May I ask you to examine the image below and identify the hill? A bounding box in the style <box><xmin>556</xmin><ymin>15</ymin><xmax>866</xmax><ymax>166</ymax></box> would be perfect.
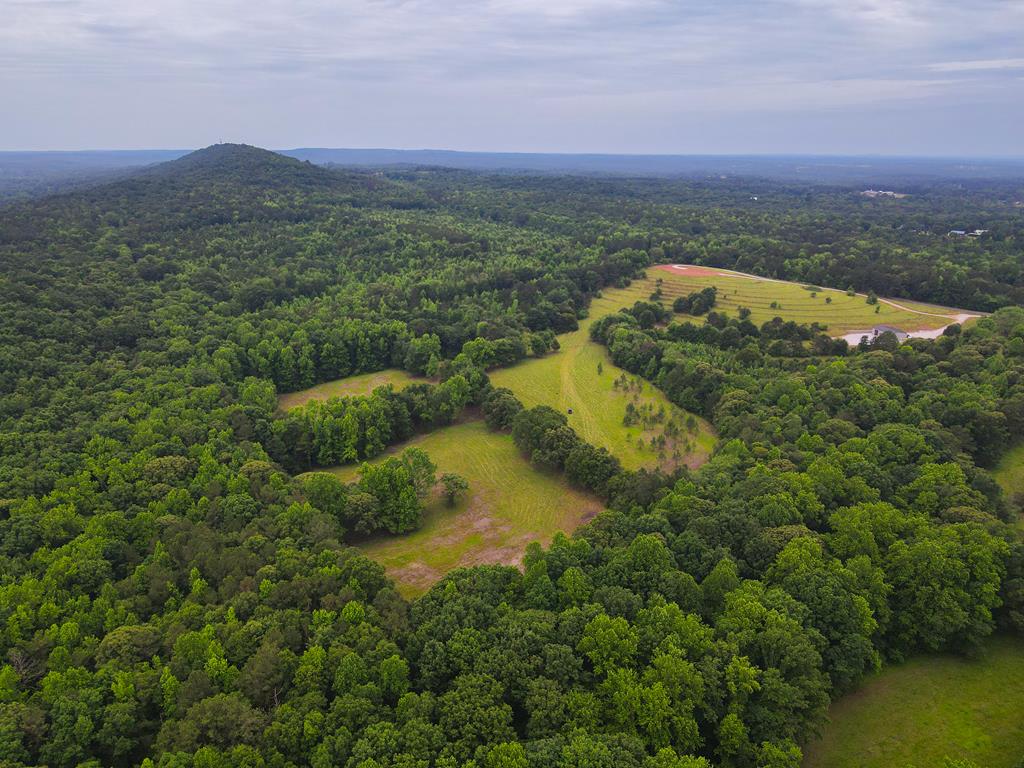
<box><xmin>0</xmin><ymin>143</ymin><xmax>401</xmax><ymax>239</ymax></box>
<box><xmin>141</xmin><ymin>143</ymin><xmax>344</xmax><ymax>188</ymax></box>
<box><xmin>5</xmin><ymin>149</ymin><xmax>1024</xmax><ymax>206</ymax></box>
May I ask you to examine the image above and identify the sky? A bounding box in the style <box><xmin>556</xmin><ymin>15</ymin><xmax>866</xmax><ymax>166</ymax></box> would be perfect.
<box><xmin>2</xmin><ymin>0</ymin><xmax>1023</xmax><ymax>155</ymax></box>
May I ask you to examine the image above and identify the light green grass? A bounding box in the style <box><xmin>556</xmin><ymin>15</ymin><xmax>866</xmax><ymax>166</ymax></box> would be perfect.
<box><xmin>491</xmin><ymin>289</ymin><xmax>717</xmax><ymax>472</ymax></box>
<box><xmin>278</xmin><ymin>368</ymin><xmax>422</xmax><ymax>411</ymax></box>
<box><xmin>803</xmin><ymin>636</ymin><xmax>1024</xmax><ymax>768</ymax></box>
<box><xmin>994</xmin><ymin>444</ymin><xmax>1024</xmax><ymax>499</ymax></box>
<box><xmin>993</xmin><ymin>444</ymin><xmax>1024</xmax><ymax>530</ymax></box>
<box><xmin>639</xmin><ymin>266</ymin><xmax>973</xmax><ymax>334</ymax></box>
<box><xmin>321</xmin><ymin>420</ymin><xmax>602</xmax><ymax>597</ymax></box>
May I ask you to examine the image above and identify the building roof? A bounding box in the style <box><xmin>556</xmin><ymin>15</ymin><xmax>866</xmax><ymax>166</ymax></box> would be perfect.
<box><xmin>873</xmin><ymin>324</ymin><xmax>910</xmax><ymax>339</ymax></box>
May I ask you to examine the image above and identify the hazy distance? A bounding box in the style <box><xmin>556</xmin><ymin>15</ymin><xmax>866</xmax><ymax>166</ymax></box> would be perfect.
<box><xmin>2</xmin><ymin>0</ymin><xmax>1023</xmax><ymax>156</ymax></box>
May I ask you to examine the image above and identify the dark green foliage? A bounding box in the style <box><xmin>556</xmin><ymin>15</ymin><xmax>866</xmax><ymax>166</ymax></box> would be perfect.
<box><xmin>356</xmin><ymin>456</ymin><xmax>424</xmax><ymax>534</ymax></box>
<box><xmin>673</xmin><ymin>286</ymin><xmax>718</xmax><ymax>315</ymax></box>
<box><xmin>482</xmin><ymin>387</ymin><xmax>525</xmax><ymax>431</ymax></box>
<box><xmin>0</xmin><ymin>146</ymin><xmax>1022</xmax><ymax>768</ymax></box>
<box><xmin>441</xmin><ymin>472</ymin><xmax>469</xmax><ymax>506</ymax></box>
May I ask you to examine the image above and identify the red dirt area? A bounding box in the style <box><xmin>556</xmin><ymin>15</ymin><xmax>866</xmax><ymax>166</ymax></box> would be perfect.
<box><xmin>653</xmin><ymin>263</ymin><xmax>725</xmax><ymax>277</ymax></box>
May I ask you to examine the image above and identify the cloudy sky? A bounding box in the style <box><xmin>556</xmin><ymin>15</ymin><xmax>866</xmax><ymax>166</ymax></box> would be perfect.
<box><xmin>2</xmin><ymin>0</ymin><xmax>1023</xmax><ymax>155</ymax></box>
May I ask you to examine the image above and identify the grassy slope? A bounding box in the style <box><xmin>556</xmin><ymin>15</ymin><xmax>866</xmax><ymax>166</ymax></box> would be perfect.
<box><xmin>803</xmin><ymin>636</ymin><xmax>1024</xmax><ymax>768</ymax></box>
<box><xmin>491</xmin><ymin>289</ymin><xmax>717</xmax><ymax>472</ymax></box>
<box><xmin>278</xmin><ymin>368</ymin><xmax>421</xmax><ymax>410</ymax></box>
<box><xmin>994</xmin><ymin>443</ymin><xmax>1024</xmax><ymax>500</ymax></box>
<box><xmin>322</xmin><ymin>420</ymin><xmax>602</xmax><ymax>597</ymax></box>
<box><xmin>645</xmin><ymin>266</ymin><xmax>971</xmax><ymax>334</ymax></box>
<box><xmin>993</xmin><ymin>444</ymin><xmax>1024</xmax><ymax>531</ymax></box>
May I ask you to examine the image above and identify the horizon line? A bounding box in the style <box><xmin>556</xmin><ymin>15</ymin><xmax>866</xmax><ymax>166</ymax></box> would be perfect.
<box><xmin>2</xmin><ymin>145</ymin><xmax>1024</xmax><ymax>163</ymax></box>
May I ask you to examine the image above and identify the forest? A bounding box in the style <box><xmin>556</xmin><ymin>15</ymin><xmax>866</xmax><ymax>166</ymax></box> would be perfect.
<box><xmin>1</xmin><ymin>143</ymin><xmax>1023</xmax><ymax>768</ymax></box>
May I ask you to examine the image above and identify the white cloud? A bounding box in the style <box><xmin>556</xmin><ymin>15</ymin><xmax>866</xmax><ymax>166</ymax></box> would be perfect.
<box><xmin>0</xmin><ymin>0</ymin><xmax>1022</xmax><ymax>151</ymax></box>
<box><xmin>927</xmin><ymin>58</ymin><xmax>1024</xmax><ymax>72</ymax></box>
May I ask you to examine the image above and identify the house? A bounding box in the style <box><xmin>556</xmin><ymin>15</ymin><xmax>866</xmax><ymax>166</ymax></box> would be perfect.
<box><xmin>872</xmin><ymin>325</ymin><xmax>910</xmax><ymax>343</ymax></box>
<box><xmin>861</xmin><ymin>189</ymin><xmax>906</xmax><ymax>198</ymax></box>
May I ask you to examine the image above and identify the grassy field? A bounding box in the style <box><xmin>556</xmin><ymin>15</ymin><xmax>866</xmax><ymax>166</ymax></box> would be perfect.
<box><xmin>993</xmin><ymin>444</ymin><xmax>1024</xmax><ymax>530</ymax></box>
<box><xmin>322</xmin><ymin>420</ymin><xmax>602</xmax><ymax>596</ymax></box>
<box><xmin>803</xmin><ymin>636</ymin><xmax>1024</xmax><ymax>768</ymax></box>
<box><xmin>491</xmin><ymin>289</ymin><xmax>717</xmax><ymax>472</ymax></box>
<box><xmin>994</xmin><ymin>443</ymin><xmax>1024</xmax><ymax>500</ymax></box>
<box><xmin>278</xmin><ymin>368</ymin><xmax>421</xmax><ymax>410</ymax></box>
<box><xmin>290</xmin><ymin>265</ymin><xmax>971</xmax><ymax>594</ymax></box>
<box><xmin>641</xmin><ymin>265</ymin><xmax>973</xmax><ymax>334</ymax></box>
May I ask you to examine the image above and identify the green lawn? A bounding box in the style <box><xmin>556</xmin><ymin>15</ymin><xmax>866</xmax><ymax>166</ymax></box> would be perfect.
<box><xmin>993</xmin><ymin>443</ymin><xmax>1024</xmax><ymax>530</ymax></box>
<box><xmin>994</xmin><ymin>443</ymin><xmax>1024</xmax><ymax>501</ymax></box>
<box><xmin>321</xmin><ymin>420</ymin><xmax>602</xmax><ymax>597</ymax></box>
<box><xmin>490</xmin><ymin>289</ymin><xmax>717</xmax><ymax>472</ymax></box>
<box><xmin>803</xmin><ymin>636</ymin><xmax>1024</xmax><ymax>768</ymax></box>
<box><xmin>278</xmin><ymin>368</ymin><xmax>422</xmax><ymax>410</ymax></box>
<box><xmin>642</xmin><ymin>265</ymin><xmax>974</xmax><ymax>334</ymax></box>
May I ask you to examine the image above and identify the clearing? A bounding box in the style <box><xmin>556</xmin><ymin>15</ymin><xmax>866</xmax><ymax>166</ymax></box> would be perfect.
<box><xmin>650</xmin><ymin>264</ymin><xmax>981</xmax><ymax>337</ymax></box>
<box><xmin>278</xmin><ymin>368</ymin><xmax>421</xmax><ymax>410</ymax></box>
<box><xmin>491</xmin><ymin>287</ymin><xmax>717</xmax><ymax>472</ymax></box>
<box><xmin>322</xmin><ymin>420</ymin><xmax>602</xmax><ymax>597</ymax></box>
<box><xmin>994</xmin><ymin>443</ymin><xmax>1024</xmax><ymax>527</ymax></box>
<box><xmin>802</xmin><ymin>636</ymin><xmax>1024</xmax><ymax>768</ymax></box>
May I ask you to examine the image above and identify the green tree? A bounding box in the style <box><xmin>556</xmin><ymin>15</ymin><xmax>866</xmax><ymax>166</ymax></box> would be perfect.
<box><xmin>441</xmin><ymin>473</ymin><xmax>469</xmax><ymax>506</ymax></box>
<box><xmin>578</xmin><ymin>614</ymin><xmax>638</xmax><ymax>676</ymax></box>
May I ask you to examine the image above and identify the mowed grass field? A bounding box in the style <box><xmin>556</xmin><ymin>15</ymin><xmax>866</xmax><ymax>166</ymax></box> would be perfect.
<box><xmin>993</xmin><ymin>443</ymin><xmax>1024</xmax><ymax>529</ymax></box>
<box><xmin>994</xmin><ymin>443</ymin><xmax>1024</xmax><ymax>499</ymax></box>
<box><xmin>278</xmin><ymin>368</ymin><xmax>421</xmax><ymax>410</ymax></box>
<box><xmin>323</xmin><ymin>420</ymin><xmax>602</xmax><ymax>597</ymax></box>
<box><xmin>803</xmin><ymin>636</ymin><xmax>1024</xmax><ymax>768</ymax></box>
<box><xmin>491</xmin><ymin>288</ymin><xmax>717</xmax><ymax>472</ymax></box>
<box><xmin>646</xmin><ymin>265</ymin><xmax>972</xmax><ymax>334</ymax></box>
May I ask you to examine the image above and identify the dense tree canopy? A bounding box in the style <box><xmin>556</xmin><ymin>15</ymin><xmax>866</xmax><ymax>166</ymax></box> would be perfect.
<box><xmin>0</xmin><ymin>145</ymin><xmax>1022</xmax><ymax>768</ymax></box>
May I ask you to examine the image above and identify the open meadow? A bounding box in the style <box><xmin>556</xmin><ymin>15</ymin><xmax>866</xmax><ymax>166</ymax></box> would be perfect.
<box><xmin>994</xmin><ymin>443</ymin><xmax>1024</xmax><ymax>501</ymax></box>
<box><xmin>802</xmin><ymin>636</ymin><xmax>1024</xmax><ymax>768</ymax></box>
<box><xmin>277</xmin><ymin>368</ymin><xmax>421</xmax><ymax>410</ymax></box>
<box><xmin>491</xmin><ymin>285</ymin><xmax>717</xmax><ymax>472</ymax></box>
<box><xmin>642</xmin><ymin>264</ymin><xmax>976</xmax><ymax>334</ymax></box>
<box><xmin>994</xmin><ymin>443</ymin><xmax>1024</xmax><ymax>530</ymax></box>
<box><xmin>322</xmin><ymin>420</ymin><xmax>602</xmax><ymax>596</ymax></box>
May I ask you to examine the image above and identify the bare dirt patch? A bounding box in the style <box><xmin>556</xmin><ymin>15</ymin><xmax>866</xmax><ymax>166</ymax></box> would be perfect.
<box><xmin>458</xmin><ymin>544</ymin><xmax>526</xmax><ymax>570</ymax></box>
<box><xmin>654</xmin><ymin>263</ymin><xmax>728</xmax><ymax>278</ymax></box>
<box><xmin>389</xmin><ymin>562</ymin><xmax>443</xmax><ymax>592</ymax></box>
<box><xmin>581</xmin><ymin>507</ymin><xmax>602</xmax><ymax>523</ymax></box>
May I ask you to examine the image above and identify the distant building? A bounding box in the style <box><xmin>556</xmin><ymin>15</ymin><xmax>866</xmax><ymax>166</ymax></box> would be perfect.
<box><xmin>948</xmin><ymin>229</ymin><xmax>967</xmax><ymax>236</ymax></box>
<box><xmin>872</xmin><ymin>325</ymin><xmax>910</xmax><ymax>343</ymax></box>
